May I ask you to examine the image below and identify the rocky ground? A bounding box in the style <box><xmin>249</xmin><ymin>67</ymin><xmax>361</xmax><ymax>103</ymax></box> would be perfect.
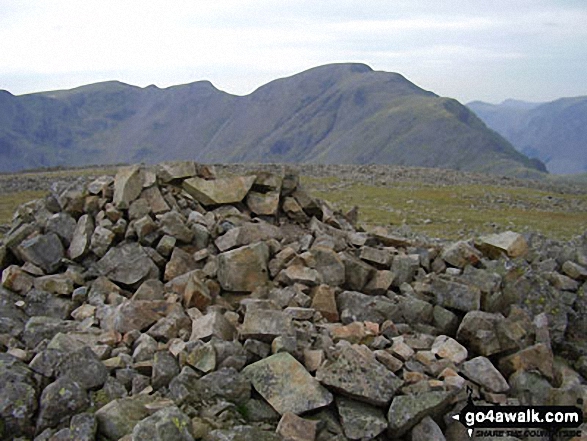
<box><xmin>0</xmin><ymin>162</ymin><xmax>586</xmax><ymax>440</ymax></box>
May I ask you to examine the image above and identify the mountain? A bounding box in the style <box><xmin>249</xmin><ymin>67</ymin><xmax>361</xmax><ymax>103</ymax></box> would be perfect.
<box><xmin>0</xmin><ymin>63</ymin><xmax>546</xmax><ymax>176</ymax></box>
<box><xmin>467</xmin><ymin>97</ymin><xmax>587</xmax><ymax>174</ymax></box>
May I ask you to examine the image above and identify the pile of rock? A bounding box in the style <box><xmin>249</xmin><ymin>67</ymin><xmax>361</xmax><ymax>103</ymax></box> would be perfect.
<box><xmin>0</xmin><ymin>161</ymin><xmax>586</xmax><ymax>441</ymax></box>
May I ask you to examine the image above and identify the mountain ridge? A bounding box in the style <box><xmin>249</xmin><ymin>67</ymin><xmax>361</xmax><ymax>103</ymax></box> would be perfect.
<box><xmin>0</xmin><ymin>63</ymin><xmax>546</xmax><ymax>176</ymax></box>
<box><xmin>467</xmin><ymin>96</ymin><xmax>587</xmax><ymax>174</ymax></box>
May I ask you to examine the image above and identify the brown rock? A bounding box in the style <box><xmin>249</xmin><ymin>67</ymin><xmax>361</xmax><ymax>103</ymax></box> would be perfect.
<box><xmin>246</xmin><ymin>191</ymin><xmax>280</xmax><ymax>216</ymax></box>
<box><xmin>217</xmin><ymin>242</ymin><xmax>270</xmax><ymax>292</ymax></box>
<box><xmin>311</xmin><ymin>284</ymin><xmax>339</xmax><ymax>322</ymax></box>
<box><xmin>477</xmin><ymin>231</ymin><xmax>528</xmax><ymax>258</ymax></box>
<box><xmin>113</xmin><ymin>164</ymin><xmax>143</xmax><ymax>209</ymax></box>
<box><xmin>276</xmin><ymin>412</ymin><xmax>318</xmax><ymax>441</ymax></box>
<box><xmin>190</xmin><ymin>311</ymin><xmax>237</xmax><ymax>341</ymax></box>
<box><xmin>499</xmin><ymin>343</ymin><xmax>554</xmax><ymax>380</ymax></box>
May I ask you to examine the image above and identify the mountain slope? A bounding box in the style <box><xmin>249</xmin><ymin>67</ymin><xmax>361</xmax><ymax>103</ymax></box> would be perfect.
<box><xmin>0</xmin><ymin>63</ymin><xmax>546</xmax><ymax>176</ymax></box>
<box><xmin>468</xmin><ymin>97</ymin><xmax>587</xmax><ymax>174</ymax></box>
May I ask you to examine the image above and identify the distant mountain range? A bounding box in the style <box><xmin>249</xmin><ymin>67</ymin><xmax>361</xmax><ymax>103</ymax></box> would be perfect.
<box><xmin>467</xmin><ymin>97</ymin><xmax>587</xmax><ymax>174</ymax></box>
<box><xmin>0</xmin><ymin>63</ymin><xmax>546</xmax><ymax>176</ymax></box>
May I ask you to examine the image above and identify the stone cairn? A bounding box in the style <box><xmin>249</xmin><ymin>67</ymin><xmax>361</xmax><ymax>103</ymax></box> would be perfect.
<box><xmin>0</xmin><ymin>161</ymin><xmax>586</xmax><ymax>441</ymax></box>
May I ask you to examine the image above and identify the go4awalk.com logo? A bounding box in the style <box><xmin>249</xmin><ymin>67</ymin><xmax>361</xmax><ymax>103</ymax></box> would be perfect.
<box><xmin>452</xmin><ymin>388</ymin><xmax>583</xmax><ymax>439</ymax></box>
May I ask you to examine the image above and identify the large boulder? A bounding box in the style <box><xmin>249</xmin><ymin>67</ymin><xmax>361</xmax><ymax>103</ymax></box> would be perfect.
<box><xmin>217</xmin><ymin>242</ymin><xmax>270</xmax><ymax>292</ymax></box>
<box><xmin>183</xmin><ymin>175</ymin><xmax>256</xmax><ymax>206</ymax></box>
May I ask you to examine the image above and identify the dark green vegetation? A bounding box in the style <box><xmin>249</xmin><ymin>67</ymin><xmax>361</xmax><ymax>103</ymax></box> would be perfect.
<box><xmin>468</xmin><ymin>97</ymin><xmax>587</xmax><ymax>175</ymax></box>
<box><xmin>1</xmin><ymin>63</ymin><xmax>545</xmax><ymax>176</ymax></box>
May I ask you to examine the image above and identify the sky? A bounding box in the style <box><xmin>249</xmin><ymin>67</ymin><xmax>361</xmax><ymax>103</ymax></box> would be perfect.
<box><xmin>1</xmin><ymin>1</ymin><xmax>586</xmax><ymax>104</ymax></box>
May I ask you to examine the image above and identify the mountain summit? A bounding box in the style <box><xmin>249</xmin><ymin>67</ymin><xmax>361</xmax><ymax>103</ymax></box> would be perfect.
<box><xmin>0</xmin><ymin>63</ymin><xmax>545</xmax><ymax>176</ymax></box>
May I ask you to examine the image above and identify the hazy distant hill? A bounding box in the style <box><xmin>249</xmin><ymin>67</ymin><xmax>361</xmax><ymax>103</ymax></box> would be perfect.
<box><xmin>0</xmin><ymin>63</ymin><xmax>545</xmax><ymax>176</ymax></box>
<box><xmin>468</xmin><ymin>97</ymin><xmax>587</xmax><ymax>174</ymax></box>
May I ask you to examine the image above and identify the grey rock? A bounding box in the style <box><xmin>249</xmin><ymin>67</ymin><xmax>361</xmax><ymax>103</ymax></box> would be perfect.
<box><xmin>441</xmin><ymin>241</ymin><xmax>482</xmax><ymax>268</ymax></box>
<box><xmin>240</xmin><ymin>309</ymin><xmax>295</xmax><ymax>342</ymax></box>
<box><xmin>309</xmin><ymin>246</ymin><xmax>346</xmax><ymax>287</ymax></box>
<box><xmin>339</xmin><ymin>252</ymin><xmax>375</xmax><ymax>291</ymax></box>
<box><xmin>0</xmin><ymin>354</ymin><xmax>38</xmax><ymax>439</ymax></box>
<box><xmin>337</xmin><ymin>290</ymin><xmax>396</xmax><ymax>324</ymax></box>
<box><xmin>99</xmin><ymin>299</ymin><xmax>165</xmax><ymax>333</ymax></box>
<box><xmin>68</xmin><ymin>214</ymin><xmax>95</xmax><ymax>261</ymax></box>
<box><xmin>36</xmin><ymin>376</ymin><xmax>89</xmax><ymax>432</ymax></box>
<box><xmin>387</xmin><ymin>390</ymin><xmax>454</xmax><ymax>437</ymax></box>
<box><xmin>316</xmin><ymin>345</ymin><xmax>403</xmax><ymax>406</ymax></box>
<box><xmin>95</xmin><ymin>395</ymin><xmax>155</xmax><ymax>440</ymax></box>
<box><xmin>113</xmin><ymin>164</ymin><xmax>143</xmax><ymax>209</ymax></box>
<box><xmin>156</xmin><ymin>161</ymin><xmax>197</xmax><ymax>182</ymax></box>
<box><xmin>390</xmin><ymin>254</ymin><xmax>420</xmax><ymax>287</ymax></box>
<box><xmin>477</xmin><ymin>231</ymin><xmax>528</xmax><ymax>258</ymax></box>
<box><xmin>461</xmin><ymin>356</ymin><xmax>509</xmax><ymax>393</ymax></box>
<box><xmin>217</xmin><ymin>242</ymin><xmax>270</xmax><ymax>292</ymax></box>
<box><xmin>33</xmin><ymin>273</ymin><xmax>74</xmax><ymax>296</ymax></box>
<box><xmin>190</xmin><ymin>311</ymin><xmax>237</xmax><ymax>341</ymax></box>
<box><xmin>456</xmin><ymin>311</ymin><xmax>504</xmax><ymax>357</ymax></box>
<box><xmin>152</xmin><ymin>350</ymin><xmax>180</xmax><ymax>390</ymax></box>
<box><xmin>246</xmin><ymin>190</ymin><xmax>280</xmax><ymax>216</ymax></box>
<box><xmin>431</xmin><ymin>276</ymin><xmax>481</xmax><ymax>312</ymax></box>
<box><xmin>25</xmin><ymin>288</ymin><xmax>74</xmax><ymax>319</ymax></box>
<box><xmin>204</xmin><ymin>426</ymin><xmax>282</xmax><ymax>441</ymax></box>
<box><xmin>17</xmin><ymin>232</ymin><xmax>64</xmax><ymax>273</ymax></box>
<box><xmin>359</xmin><ymin>246</ymin><xmax>392</xmax><ymax>267</ymax></box>
<box><xmin>158</xmin><ymin>211</ymin><xmax>194</xmax><ymax>243</ymax></box>
<box><xmin>90</xmin><ymin>225</ymin><xmax>115</xmax><ymax>257</ymax></box>
<box><xmin>243</xmin><ymin>352</ymin><xmax>333</xmax><ymax>415</ymax></box>
<box><xmin>70</xmin><ymin>413</ymin><xmax>98</xmax><ymax>441</ymax></box>
<box><xmin>132</xmin><ymin>406</ymin><xmax>194</xmax><ymax>441</ymax></box>
<box><xmin>22</xmin><ymin>316</ymin><xmax>77</xmax><ymax>348</ymax></box>
<box><xmin>215</xmin><ymin>222</ymin><xmax>282</xmax><ymax>252</ymax></box>
<box><xmin>96</xmin><ymin>242</ymin><xmax>159</xmax><ymax>285</ymax></box>
<box><xmin>46</xmin><ymin>212</ymin><xmax>77</xmax><ymax>246</ymax></box>
<box><xmin>56</xmin><ymin>346</ymin><xmax>108</xmax><ymax>390</ymax></box>
<box><xmin>336</xmin><ymin>396</ymin><xmax>387</xmax><ymax>440</ymax></box>
<box><xmin>183</xmin><ymin>175</ymin><xmax>256</xmax><ymax>206</ymax></box>
<box><xmin>410</xmin><ymin>416</ymin><xmax>446</xmax><ymax>441</ymax></box>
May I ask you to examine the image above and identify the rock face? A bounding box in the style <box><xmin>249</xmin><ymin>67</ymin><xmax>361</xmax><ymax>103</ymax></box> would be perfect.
<box><xmin>0</xmin><ymin>161</ymin><xmax>586</xmax><ymax>440</ymax></box>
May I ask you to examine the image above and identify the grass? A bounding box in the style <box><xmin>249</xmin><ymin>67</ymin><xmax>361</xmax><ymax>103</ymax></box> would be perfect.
<box><xmin>1</xmin><ymin>168</ymin><xmax>586</xmax><ymax>243</ymax></box>
<box><xmin>302</xmin><ymin>176</ymin><xmax>587</xmax><ymax>241</ymax></box>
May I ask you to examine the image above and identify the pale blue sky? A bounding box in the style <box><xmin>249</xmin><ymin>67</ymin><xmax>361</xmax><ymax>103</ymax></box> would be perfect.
<box><xmin>1</xmin><ymin>0</ymin><xmax>586</xmax><ymax>103</ymax></box>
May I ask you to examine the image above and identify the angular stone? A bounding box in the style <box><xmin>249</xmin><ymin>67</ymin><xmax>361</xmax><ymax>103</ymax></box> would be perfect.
<box><xmin>152</xmin><ymin>351</ymin><xmax>180</xmax><ymax>390</ymax></box>
<box><xmin>36</xmin><ymin>376</ymin><xmax>89</xmax><ymax>432</ymax></box>
<box><xmin>205</xmin><ymin>426</ymin><xmax>282</xmax><ymax>441</ymax></box>
<box><xmin>562</xmin><ymin>260</ymin><xmax>587</xmax><ymax>280</ymax></box>
<box><xmin>217</xmin><ymin>242</ymin><xmax>269</xmax><ymax>292</ymax></box>
<box><xmin>100</xmin><ymin>300</ymin><xmax>165</xmax><ymax>333</ymax></box>
<box><xmin>330</xmin><ymin>322</ymin><xmax>376</xmax><ymax>345</ymax></box>
<box><xmin>359</xmin><ymin>246</ymin><xmax>392</xmax><ymax>267</ymax></box>
<box><xmin>387</xmin><ymin>391</ymin><xmax>454</xmax><ymax>437</ymax></box>
<box><xmin>368</xmin><ymin>226</ymin><xmax>412</xmax><ymax>248</ymax></box>
<box><xmin>183</xmin><ymin>175</ymin><xmax>256</xmax><ymax>206</ymax></box>
<box><xmin>441</xmin><ymin>241</ymin><xmax>483</xmax><ymax>268</ymax></box>
<box><xmin>431</xmin><ymin>277</ymin><xmax>481</xmax><ymax>312</ymax></box>
<box><xmin>246</xmin><ymin>191</ymin><xmax>280</xmax><ymax>216</ymax></box>
<box><xmin>97</xmin><ymin>242</ymin><xmax>159</xmax><ymax>285</ymax></box>
<box><xmin>183</xmin><ymin>272</ymin><xmax>212</xmax><ymax>310</ymax></box>
<box><xmin>1</xmin><ymin>265</ymin><xmax>34</xmax><ymax>294</ymax></box>
<box><xmin>431</xmin><ymin>335</ymin><xmax>468</xmax><ymax>364</ymax></box>
<box><xmin>456</xmin><ymin>311</ymin><xmax>504</xmax><ymax>357</ymax></box>
<box><xmin>499</xmin><ymin>343</ymin><xmax>554</xmax><ymax>380</ymax></box>
<box><xmin>190</xmin><ymin>311</ymin><xmax>237</xmax><ymax>341</ymax></box>
<box><xmin>25</xmin><ymin>288</ymin><xmax>73</xmax><ymax>319</ymax></box>
<box><xmin>277</xmin><ymin>264</ymin><xmax>322</xmax><ymax>287</ymax></box>
<box><xmin>132</xmin><ymin>279</ymin><xmax>166</xmax><ymax>301</ymax></box>
<box><xmin>390</xmin><ymin>254</ymin><xmax>420</xmax><ymax>287</ymax></box>
<box><xmin>17</xmin><ymin>232</ymin><xmax>64</xmax><ymax>273</ymax></box>
<box><xmin>477</xmin><ymin>231</ymin><xmax>528</xmax><ymax>258</ymax></box>
<box><xmin>90</xmin><ymin>226</ymin><xmax>115</xmax><ymax>257</ymax></box>
<box><xmin>311</xmin><ymin>284</ymin><xmax>339</xmax><ymax>322</ymax></box>
<box><xmin>22</xmin><ymin>316</ymin><xmax>77</xmax><ymax>349</ymax></box>
<box><xmin>363</xmin><ymin>270</ymin><xmax>394</xmax><ymax>295</ymax></box>
<box><xmin>310</xmin><ymin>246</ymin><xmax>346</xmax><ymax>287</ymax></box>
<box><xmin>164</xmin><ymin>247</ymin><xmax>198</xmax><ymax>281</ymax></box>
<box><xmin>113</xmin><ymin>165</ymin><xmax>143</xmax><ymax>209</ymax></box>
<box><xmin>316</xmin><ymin>345</ymin><xmax>403</xmax><ymax>406</ymax></box>
<box><xmin>336</xmin><ymin>396</ymin><xmax>387</xmax><ymax>440</ymax></box>
<box><xmin>240</xmin><ymin>309</ymin><xmax>295</xmax><ymax>342</ymax></box>
<box><xmin>95</xmin><ymin>395</ymin><xmax>155</xmax><ymax>440</ymax></box>
<box><xmin>140</xmin><ymin>185</ymin><xmax>170</xmax><ymax>214</ymax></box>
<box><xmin>276</xmin><ymin>412</ymin><xmax>318</xmax><ymax>441</ymax></box>
<box><xmin>67</xmin><ymin>215</ymin><xmax>94</xmax><ymax>260</ymax></box>
<box><xmin>283</xmin><ymin>196</ymin><xmax>309</xmax><ymax>222</ymax></box>
<box><xmin>132</xmin><ymin>406</ymin><xmax>194</xmax><ymax>440</ymax></box>
<box><xmin>337</xmin><ymin>290</ymin><xmax>396</xmax><ymax>324</ymax></box>
<box><xmin>215</xmin><ymin>222</ymin><xmax>282</xmax><ymax>252</ymax></box>
<box><xmin>46</xmin><ymin>212</ymin><xmax>77</xmax><ymax>246</ymax></box>
<box><xmin>186</xmin><ymin>342</ymin><xmax>216</xmax><ymax>373</ymax></box>
<box><xmin>242</xmin><ymin>352</ymin><xmax>333</xmax><ymax>415</ymax></box>
<box><xmin>410</xmin><ymin>416</ymin><xmax>446</xmax><ymax>441</ymax></box>
<box><xmin>461</xmin><ymin>356</ymin><xmax>509</xmax><ymax>393</ymax></box>
<box><xmin>339</xmin><ymin>252</ymin><xmax>375</xmax><ymax>291</ymax></box>
<box><xmin>88</xmin><ymin>175</ymin><xmax>114</xmax><ymax>195</ymax></box>
<box><xmin>33</xmin><ymin>273</ymin><xmax>74</xmax><ymax>296</ymax></box>
<box><xmin>156</xmin><ymin>161</ymin><xmax>197</xmax><ymax>182</ymax></box>
<box><xmin>56</xmin><ymin>346</ymin><xmax>109</xmax><ymax>390</ymax></box>
<box><xmin>158</xmin><ymin>211</ymin><xmax>194</xmax><ymax>243</ymax></box>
